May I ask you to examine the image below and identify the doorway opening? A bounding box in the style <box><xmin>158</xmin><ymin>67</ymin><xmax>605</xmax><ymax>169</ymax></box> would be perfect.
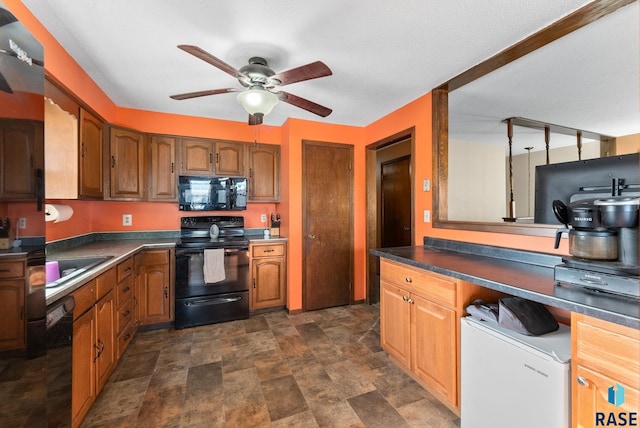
<box><xmin>365</xmin><ymin>129</ymin><xmax>415</xmax><ymax>304</ymax></box>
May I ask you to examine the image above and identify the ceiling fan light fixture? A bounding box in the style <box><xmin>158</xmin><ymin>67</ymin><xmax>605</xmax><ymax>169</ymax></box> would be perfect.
<box><xmin>237</xmin><ymin>86</ymin><xmax>279</xmax><ymax>116</ymax></box>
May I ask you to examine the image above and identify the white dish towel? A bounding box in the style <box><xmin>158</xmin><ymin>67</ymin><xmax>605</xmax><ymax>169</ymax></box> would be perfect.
<box><xmin>203</xmin><ymin>249</ymin><xmax>226</xmax><ymax>283</ymax></box>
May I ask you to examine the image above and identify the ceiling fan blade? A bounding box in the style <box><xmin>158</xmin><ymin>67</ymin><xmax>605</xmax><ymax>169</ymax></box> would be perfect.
<box><xmin>177</xmin><ymin>45</ymin><xmax>247</xmax><ymax>79</ymax></box>
<box><xmin>271</xmin><ymin>61</ymin><xmax>332</xmax><ymax>86</ymax></box>
<box><xmin>248</xmin><ymin>113</ymin><xmax>264</xmax><ymax>126</ymax></box>
<box><xmin>170</xmin><ymin>88</ymin><xmax>237</xmax><ymax>100</ymax></box>
<box><xmin>278</xmin><ymin>91</ymin><xmax>332</xmax><ymax>117</ymax></box>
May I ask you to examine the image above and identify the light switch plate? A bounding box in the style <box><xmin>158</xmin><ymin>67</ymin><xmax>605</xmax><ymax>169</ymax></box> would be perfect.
<box><xmin>424</xmin><ymin>210</ymin><xmax>430</xmax><ymax>223</ymax></box>
<box><xmin>423</xmin><ymin>179</ymin><xmax>431</xmax><ymax>192</ymax></box>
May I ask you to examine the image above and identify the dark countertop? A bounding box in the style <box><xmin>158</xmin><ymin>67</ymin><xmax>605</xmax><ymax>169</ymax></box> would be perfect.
<box><xmin>44</xmin><ymin>231</ymin><xmax>288</xmax><ymax>306</ymax></box>
<box><xmin>46</xmin><ymin>237</ymin><xmax>177</xmax><ymax>306</ymax></box>
<box><xmin>371</xmin><ymin>238</ymin><xmax>639</xmax><ymax>329</ymax></box>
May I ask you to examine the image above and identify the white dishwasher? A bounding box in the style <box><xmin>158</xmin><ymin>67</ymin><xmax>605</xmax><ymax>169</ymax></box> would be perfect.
<box><xmin>460</xmin><ymin>316</ymin><xmax>571</xmax><ymax>428</ymax></box>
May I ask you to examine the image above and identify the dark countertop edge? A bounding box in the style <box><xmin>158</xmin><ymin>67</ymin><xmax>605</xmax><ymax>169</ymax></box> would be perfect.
<box><xmin>423</xmin><ymin>236</ymin><xmax>563</xmax><ymax>268</ymax></box>
<box><xmin>371</xmin><ymin>241</ymin><xmax>639</xmax><ymax>330</ymax></box>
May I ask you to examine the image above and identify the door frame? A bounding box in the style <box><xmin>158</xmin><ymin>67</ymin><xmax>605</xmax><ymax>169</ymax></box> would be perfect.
<box><xmin>365</xmin><ymin>127</ymin><xmax>415</xmax><ymax>304</ymax></box>
<box><xmin>301</xmin><ymin>139</ymin><xmax>355</xmax><ymax>311</ymax></box>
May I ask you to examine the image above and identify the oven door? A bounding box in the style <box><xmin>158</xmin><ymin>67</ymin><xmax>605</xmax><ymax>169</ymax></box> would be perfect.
<box><xmin>175</xmin><ymin>247</ymin><xmax>250</xmax><ymax>299</ymax></box>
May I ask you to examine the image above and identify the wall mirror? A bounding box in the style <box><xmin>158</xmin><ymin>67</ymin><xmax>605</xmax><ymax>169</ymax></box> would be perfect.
<box><xmin>432</xmin><ymin>0</ymin><xmax>639</xmax><ymax>237</ymax></box>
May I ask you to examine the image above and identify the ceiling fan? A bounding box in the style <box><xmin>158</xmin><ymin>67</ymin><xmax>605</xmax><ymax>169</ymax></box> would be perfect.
<box><xmin>170</xmin><ymin>45</ymin><xmax>333</xmax><ymax>125</ymax></box>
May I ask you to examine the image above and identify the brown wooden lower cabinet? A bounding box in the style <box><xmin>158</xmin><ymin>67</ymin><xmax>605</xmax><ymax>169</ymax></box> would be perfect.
<box><xmin>136</xmin><ymin>248</ymin><xmax>174</xmax><ymax>326</ymax></box>
<box><xmin>379</xmin><ymin>258</ymin><xmax>503</xmax><ymax>411</ymax></box>
<box><xmin>571</xmin><ymin>313</ymin><xmax>639</xmax><ymax>428</ymax></box>
<box><xmin>250</xmin><ymin>242</ymin><xmax>287</xmax><ymax>311</ymax></box>
<box><xmin>0</xmin><ymin>257</ymin><xmax>26</xmax><ymax>352</ymax></box>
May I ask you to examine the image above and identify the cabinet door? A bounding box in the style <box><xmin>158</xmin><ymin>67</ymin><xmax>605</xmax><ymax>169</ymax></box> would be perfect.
<box><xmin>411</xmin><ymin>293</ymin><xmax>457</xmax><ymax>406</ymax></box>
<box><xmin>248</xmin><ymin>144</ymin><xmax>280</xmax><ymax>201</ymax></box>
<box><xmin>251</xmin><ymin>257</ymin><xmax>286</xmax><ymax>309</ymax></box>
<box><xmin>215</xmin><ymin>140</ymin><xmax>244</xmax><ymax>176</ymax></box>
<box><xmin>179</xmin><ymin>138</ymin><xmax>214</xmax><ymax>176</ymax></box>
<box><xmin>574</xmin><ymin>364</ymin><xmax>639</xmax><ymax>428</ymax></box>
<box><xmin>72</xmin><ymin>308</ymin><xmax>96</xmax><ymax>428</ymax></box>
<box><xmin>149</xmin><ymin>135</ymin><xmax>177</xmax><ymax>200</ymax></box>
<box><xmin>139</xmin><ymin>261</ymin><xmax>171</xmax><ymax>325</ymax></box>
<box><xmin>95</xmin><ymin>290</ymin><xmax>115</xmax><ymax>394</ymax></box>
<box><xmin>79</xmin><ymin>109</ymin><xmax>104</xmax><ymax>198</ymax></box>
<box><xmin>0</xmin><ymin>120</ymin><xmax>39</xmax><ymax>199</ymax></box>
<box><xmin>109</xmin><ymin>127</ymin><xmax>146</xmax><ymax>199</ymax></box>
<box><xmin>0</xmin><ymin>279</ymin><xmax>25</xmax><ymax>351</ymax></box>
<box><xmin>380</xmin><ymin>281</ymin><xmax>411</xmax><ymax>368</ymax></box>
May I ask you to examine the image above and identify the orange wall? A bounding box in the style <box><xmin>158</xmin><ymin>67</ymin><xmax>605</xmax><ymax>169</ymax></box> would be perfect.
<box><xmin>282</xmin><ymin>119</ymin><xmax>367</xmax><ymax>310</ymax></box>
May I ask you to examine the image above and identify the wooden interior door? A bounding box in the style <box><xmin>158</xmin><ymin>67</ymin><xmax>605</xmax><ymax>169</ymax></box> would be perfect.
<box><xmin>302</xmin><ymin>141</ymin><xmax>353</xmax><ymax>311</ymax></box>
<box><xmin>381</xmin><ymin>156</ymin><xmax>412</xmax><ymax>247</ymax></box>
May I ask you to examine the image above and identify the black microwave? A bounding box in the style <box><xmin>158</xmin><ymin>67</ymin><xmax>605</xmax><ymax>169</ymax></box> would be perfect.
<box><xmin>178</xmin><ymin>176</ymin><xmax>247</xmax><ymax>211</ymax></box>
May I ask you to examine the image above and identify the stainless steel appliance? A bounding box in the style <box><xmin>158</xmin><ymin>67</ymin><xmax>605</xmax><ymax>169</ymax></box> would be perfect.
<box><xmin>175</xmin><ymin>216</ymin><xmax>250</xmax><ymax>329</ymax></box>
<box><xmin>178</xmin><ymin>176</ymin><xmax>247</xmax><ymax>211</ymax></box>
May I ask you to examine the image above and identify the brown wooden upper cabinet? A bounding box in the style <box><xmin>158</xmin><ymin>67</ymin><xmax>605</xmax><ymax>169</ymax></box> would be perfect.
<box><xmin>178</xmin><ymin>137</ymin><xmax>214</xmax><ymax>176</ymax></box>
<box><xmin>108</xmin><ymin>127</ymin><xmax>146</xmax><ymax>200</ymax></box>
<box><xmin>0</xmin><ymin>119</ymin><xmax>44</xmax><ymax>201</ymax></box>
<box><xmin>148</xmin><ymin>135</ymin><xmax>177</xmax><ymax>201</ymax></box>
<box><xmin>79</xmin><ymin>108</ymin><xmax>104</xmax><ymax>199</ymax></box>
<box><xmin>178</xmin><ymin>138</ymin><xmax>245</xmax><ymax>177</ymax></box>
<box><xmin>214</xmin><ymin>140</ymin><xmax>244</xmax><ymax>176</ymax></box>
<box><xmin>248</xmin><ymin>144</ymin><xmax>280</xmax><ymax>202</ymax></box>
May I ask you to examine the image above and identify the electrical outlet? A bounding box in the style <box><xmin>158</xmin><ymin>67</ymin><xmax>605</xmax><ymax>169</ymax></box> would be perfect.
<box><xmin>17</xmin><ymin>218</ymin><xmax>26</xmax><ymax>229</ymax></box>
<box><xmin>423</xmin><ymin>179</ymin><xmax>431</xmax><ymax>192</ymax></box>
<box><xmin>122</xmin><ymin>214</ymin><xmax>132</xmax><ymax>226</ymax></box>
<box><xmin>260</xmin><ymin>214</ymin><xmax>267</xmax><ymax>223</ymax></box>
<box><xmin>423</xmin><ymin>210</ymin><xmax>431</xmax><ymax>223</ymax></box>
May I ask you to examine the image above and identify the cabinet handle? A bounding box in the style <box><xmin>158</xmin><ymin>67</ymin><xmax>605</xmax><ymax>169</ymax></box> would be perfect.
<box><xmin>94</xmin><ymin>339</ymin><xmax>104</xmax><ymax>362</ymax></box>
<box><xmin>263</xmin><ymin>249</ymin><xmax>274</xmax><ymax>253</ymax></box>
<box><xmin>405</xmin><ymin>277</ymin><xmax>412</xmax><ymax>283</ymax></box>
<box><xmin>134</xmin><ymin>296</ymin><xmax>138</xmax><ymax>307</ymax></box>
<box><xmin>81</xmin><ymin>143</ymin><xmax>87</xmax><ymax>157</ymax></box>
<box><xmin>124</xmin><ymin>333</ymin><xmax>131</xmax><ymax>341</ymax></box>
<box><xmin>111</xmin><ymin>156</ymin><xmax>116</xmax><ymax>168</ymax></box>
<box><xmin>408</xmin><ymin>298</ymin><xmax>414</xmax><ymax>304</ymax></box>
<box><xmin>209</xmin><ymin>153</ymin><xmax>213</xmax><ymax>164</ymax></box>
<box><xmin>216</xmin><ymin>153</ymin><xmax>220</xmax><ymax>164</ymax></box>
<box><xmin>123</xmin><ymin>310</ymin><xmax>131</xmax><ymax>318</ymax></box>
<box><xmin>402</xmin><ymin>295</ymin><xmax>409</xmax><ymax>301</ymax></box>
<box><xmin>123</xmin><ymin>286</ymin><xmax>130</xmax><ymax>292</ymax></box>
<box><xmin>171</xmin><ymin>162</ymin><xmax>175</xmax><ymax>173</ymax></box>
<box><xmin>253</xmin><ymin>278</ymin><xmax>256</xmax><ymax>289</ymax></box>
<box><xmin>249</xmin><ymin>168</ymin><xmax>253</xmax><ymax>178</ymax></box>
<box><xmin>164</xmin><ymin>286</ymin><xmax>168</xmax><ymax>299</ymax></box>
<box><xmin>576</xmin><ymin>376</ymin><xmax>590</xmax><ymax>387</ymax></box>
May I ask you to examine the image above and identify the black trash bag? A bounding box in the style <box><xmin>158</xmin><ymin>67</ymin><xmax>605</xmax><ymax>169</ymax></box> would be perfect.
<box><xmin>498</xmin><ymin>296</ymin><xmax>559</xmax><ymax>336</ymax></box>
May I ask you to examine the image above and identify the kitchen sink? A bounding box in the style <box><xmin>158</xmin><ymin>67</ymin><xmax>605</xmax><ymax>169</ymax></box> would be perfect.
<box><xmin>46</xmin><ymin>255</ymin><xmax>114</xmax><ymax>288</ymax></box>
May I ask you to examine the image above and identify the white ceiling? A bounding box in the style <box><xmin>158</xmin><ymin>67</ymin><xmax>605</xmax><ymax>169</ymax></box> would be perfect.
<box><xmin>22</xmin><ymin>0</ymin><xmax>640</xmax><ymax>142</ymax></box>
<box><xmin>20</xmin><ymin>0</ymin><xmax>637</xmax><ymax>138</ymax></box>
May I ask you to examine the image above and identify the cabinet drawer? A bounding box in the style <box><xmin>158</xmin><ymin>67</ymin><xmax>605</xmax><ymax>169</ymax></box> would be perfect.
<box><xmin>116</xmin><ymin>276</ymin><xmax>133</xmax><ymax>308</ymax></box>
<box><xmin>140</xmin><ymin>249</ymin><xmax>169</xmax><ymax>265</ymax></box>
<box><xmin>381</xmin><ymin>259</ymin><xmax>456</xmax><ymax>307</ymax></box>
<box><xmin>0</xmin><ymin>260</ymin><xmax>24</xmax><ymax>279</ymax></box>
<box><xmin>116</xmin><ymin>298</ymin><xmax>134</xmax><ymax>334</ymax></box>
<box><xmin>96</xmin><ymin>268</ymin><xmax>116</xmax><ymax>300</ymax></box>
<box><xmin>117</xmin><ymin>258</ymin><xmax>134</xmax><ymax>282</ymax></box>
<box><xmin>252</xmin><ymin>244</ymin><xmax>285</xmax><ymax>258</ymax></box>
<box><xmin>573</xmin><ymin>313</ymin><xmax>640</xmax><ymax>386</ymax></box>
<box><xmin>72</xmin><ymin>281</ymin><xmax>96</xmax><ymax>318</ymax></box>
<box><xmin>116</xmin><ymin>322</ymin><xmax>136</xmax><ymax>360</ymax></box>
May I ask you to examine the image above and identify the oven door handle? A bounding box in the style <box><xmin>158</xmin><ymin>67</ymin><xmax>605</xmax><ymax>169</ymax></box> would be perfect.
<box><xmin>223</xmin><ymin>248</ymin><xmax>248</xmax><ymax>254</ymax></box>
<box><xmin>184</xmin><ymin>296</ymin><xmax>243</xmax><ymax>307</ymax></box>
<box><xmin>176</xmin><ymin>247</ymin><xmax>248</xmax><ymax>256</ymax></box>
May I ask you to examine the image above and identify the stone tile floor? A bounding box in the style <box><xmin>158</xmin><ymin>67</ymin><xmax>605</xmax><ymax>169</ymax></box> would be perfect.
<box><xmin>81</xmin><ymin>304</ymin><xmax>460</xmax><ymax>427</ymax></box>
